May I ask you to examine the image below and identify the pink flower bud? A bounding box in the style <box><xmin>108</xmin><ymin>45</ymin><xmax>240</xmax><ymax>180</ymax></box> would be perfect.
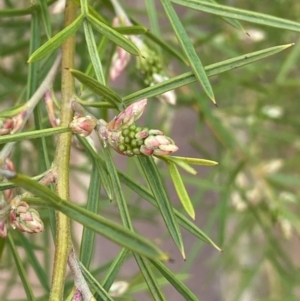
<box><xmin>135</xmin><ymin>130</ymin><xmax>149</xmax><ymax>139</ymax></box>
<box><xmin>110</xmin><ymin>46</ymin><xmax>131</xmax><ymax>81</ymax></box>
<box><xmin>0</xmin><ymin>219</ymin><xmax>7</xmax><ymax>238</ymax></box>
<box><xmin>10</xmin><ymin>111</ymin><xmax>27</xmax><ymax>134</ymax></box>
<box><xmin>0</xmin><ymin>118</ymin><xmax>14</xmax><ymax>135</ymax></box>
<box><xmin>106</xmin><ymin>99</ymin><xmax>147</xmax><ymax>131</ymax></box>
<box><xmin>69</xmin><ymin>115</ymin><xmax>97</xmax><ymax>137</ymax></box>
<box><xmin>45</xmin><ymin>91</ymin><xmax>59</xmax><ymax>127</ymax></box>
<box><xmin>3</xmin><ymin>158</ymin><xmax>16</xmax><ymax>201</ymax></box>
<box><xmin>153</xmin><ymin>144</ymin><xmax>178</xmax><ymax>156</ymax></box>
<box><xmin>141</xmin><ymin>132</ymin><xmax>178</xmax><ymax>156</ymax></box>
<box><xmin>10</xmin><ymin>200</ymin><xmax>44</xmax><ymax>234</ymax></box>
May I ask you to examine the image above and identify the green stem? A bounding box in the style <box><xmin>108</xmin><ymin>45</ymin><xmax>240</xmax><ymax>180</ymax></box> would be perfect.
<box><xmin>49</xmin><ymin>1</ymin><xmax>77</xmax><ymax>300</ymax></box>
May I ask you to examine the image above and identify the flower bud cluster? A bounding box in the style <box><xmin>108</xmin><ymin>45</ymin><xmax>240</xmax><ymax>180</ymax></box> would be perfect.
<box><xmin>136</xmin><ymin>46</ymin><xmax>163</xmax><ymax>86</ymax></box>
<box><xmin>0</xmin><ymin>196</ymin><xmax>44</xmax><ymax>238</ymax></box>
<box><xmin>80</xmin><ymin>99</ymin><xmax>178</xmax><ymax>157</ymax></box>
<box><xmin>115</xmin><ymin>124</ymin><xmax>178</xmax><ymax>157</ymax></box>
<box><xmin>10</xmin><ymin>199</ymin><xmax>44</xmax><ymax>234</ymax></box>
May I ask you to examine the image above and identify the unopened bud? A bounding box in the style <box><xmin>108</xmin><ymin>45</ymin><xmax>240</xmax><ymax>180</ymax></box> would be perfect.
<box><xmin>69</xmin><ymin>115</ymin><xmax>97</xmax><ymax>137</ymax></box>
<box><xmin>109</xmin><ymin>281</ymin><xmax>129</xmax><ymax>297</ymax></box>
<box><xmin>0</xmin><ymin>118</ymin><xmax>14</xmax><ymax>135</ymax></box>
<box><xmin>45</xmin><ymin>91</ymin><xmax>59</xmax><ymax>127</ymax></box>
<box><xmin>110</xmin><ymin>46</ymin><xmax>131</xmax><ymax>81</ymax></box>
<box><xmin>0</xmin><ymin>219</ymin><xmax>7</xmax><ymax>238</ymax></box>
<box><xmin>106</xmin><ymin>99</ymin><xmax>147</xmax><ymax>131</ymax></box>
<box><xmin>10</xmin><ymin>198</ymin><xmax>44</xmax><ymax>234</ymax></box>
<box><xmin>141</xmin><ymin>132</ymin><xmax>178</xmax><ymax>156</ymax></box>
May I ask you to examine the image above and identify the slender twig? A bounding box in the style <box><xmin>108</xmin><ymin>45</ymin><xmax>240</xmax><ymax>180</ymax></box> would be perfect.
<box><xmin>49</xmin><ymin>0</ymin><xmax>77</xmax><ymax>300</ymax></box>
<box><xmin>0</xmin><ymin>54</ymin><xmax>61</xmax><ymax>165</ymax></box>
<box><xmin>68</xmin><ymin>248</ymin><xmax>95</xmax><ymax>301</ymax></box>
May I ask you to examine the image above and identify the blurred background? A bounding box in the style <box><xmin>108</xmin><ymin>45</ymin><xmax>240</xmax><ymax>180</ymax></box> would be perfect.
<box><xmin>1</xmin><ymin>0</ymin><xmax>300</xmax><ymax>300</ymax></box>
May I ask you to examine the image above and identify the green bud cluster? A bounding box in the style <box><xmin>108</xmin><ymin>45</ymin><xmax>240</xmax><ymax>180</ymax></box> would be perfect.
<box><xmin>136</xmin><ymin>48</ymin><xmax>163</xmax><ymax>85</ymax></box>
<box><xmin>118</xmin><ymin>124</ymin><xmax>148</xmax><ymax>156</ymax></box>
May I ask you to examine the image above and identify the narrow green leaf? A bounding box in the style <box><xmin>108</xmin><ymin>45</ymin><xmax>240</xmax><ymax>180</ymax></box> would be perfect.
<box><xmin>128</xmin><ymin>274</ymin><xmax>188</xmax><ymax>294</ymax></box>
<box><xmin>115</xmin><ymin>25</ymin><xmax>148</xmax><ymax>35</ymax></box>
<box><xmin>79</xmin><ymin>163</ymin><xmax>101</xmax><ymax>268</ymax></box>
<box><xmin>118</xmin><ymin>171</ymin><xmax>221</xmax><ymax>251</ymax></box>
<box><xmin>1</xmin><ymin>171</ymin><xmax>168</xmax><ymax>260</ymax></box>
<box><xmin>38</xmin><ymin>0</ymin><xmax>52</xmax><ymax>38</ymax></box>
<box><xmin>71</xmin><ymin>0</ymin><xmax>109</xmax><ymax>25</ymax></box>
<box><xmin>160</xmin><ymin>0</ymin><xmax>215</xmax><ymax>103</ymax></box>
<box><xmin>100</xmin><ymin>148</ymin><xmax>167</xmax><ymax>301</ymax></box>
<box><xmin>28</xmin><ymin>9</ymin><xmax>51</xmax><ymax>173</ymax></box>
<box><xmin>76</xmin><ymin>135</ymin><xmax>114</xmax><ymax>200</ymax></box>
<box><xmin>102</xmin><ymin>249</ymin><xmax>129</xmax><ymax>291</ymax></box>
<box><xmin>202</xmin><ymin>0</ymin><xmax>245</xmax><ymax>31</ymax></box>
<box><xmin>151</xmin><ymin>259</ymin><xmax>199</xmax><ymax>301</ymax></box>
<box><xmin>88</xmin><ymin>14</ymin><xmax>140</xmax><ymax>55</ymax></box>
<box><xmin>0</xmin><ymin>5</ymin><xmax>38</xmax><ymax>17</ymax></box>
<box><xmin>76</xmin><ymin>99</ymin><xmax>114</xmax><ymax>109</ymax></box>
<box><xmin>7</xmin><ymin>233</ymin><xmax>36</xmax><ymax>300</ymax></box>
<box><xmin>80</xmin><ymin>263</ymin><xmax>114</xmax><ymax>301</ymax></box>
<box><xmin>138</xmin><ymin>156</ymin><xmax>185</xmax><ymax>258</ymax></box>
<box><xmin>170</xmin><ymin>156</ymin><xmax>218</xmax><ymax>166</ymax></box>
<box><xmin>165</xmin><ymin>161</ymin><xmax>195</xmax><ymax>220</ymax></box>
<box><xmin>0</xmin><ymin>127</ymin><xmax>70</xmax><ymax>144</ymax></box>
<box><xmin>134</xmin><ymin>255</ymin><xmax>167</xmax><ymax>301</ymax></box>
<box><xmin>123</xmin><ymin>43</ymin><xmax>294</xmax><ymax>106</ymax></box>
<box><xmin>161</xmin><ymin>157</ymin><xmax>197</xmax><ymax>175</ymax></box>
<box><xmin>81</xmin><ymin>35</ymin><xmax>109</xmax><ymax>92</ymax></box>
<box><xmin>79</xmin><ymin>0</ymin><xmax>89</xmax><ymax>15</ymax></box>
<box><xmin>101</xmin><ymin>146</ymin><xmax>133</xmax><ymax>229</ymax></box>
<box><xmin>69</xmin><ymin>69</ymin><xmax>122</xmax><ymax>108</ymax></box>
<box><xmin>0</xmin><ymin>104</ymin><xmax>26</xmax><ymax>117</ymax></box>
<box><xmin>27</xmin><ymin>10</ymin><xmax>40</xmax><ymax>100</ymax></box>
<box><xmin>172</xmin><ymin>0</ymin><xmax>300</xmax><ymax>32</ymax></box>
<box><xmin>145</xmin><ymin>0</ymin><xmax>161</xmax><ymax>36</ymax></box>
<box><xmin>28</xmin><ymin>14</ymin><xmax>83</xmax><ymax>62</ymax></box>
<box><xmin>130</xmin><ymin>17</ymin><xmax>188</xmax><ymax>64</ymax></box>
<box><xmin>83</xmin><ymin>18</ymin><xmax>106</xmax><ymax>84</ymax></box>
<box><xmin>16</xmin><ymin>232</ymin><xmax>50</xmax><ymax>292</ymax></box>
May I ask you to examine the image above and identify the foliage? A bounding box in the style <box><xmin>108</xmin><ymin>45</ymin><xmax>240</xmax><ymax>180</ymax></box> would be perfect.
<box><xmin>0</xmin><ymin>0</ymin><xmax>300</xmax><ymax>300</ymax></box>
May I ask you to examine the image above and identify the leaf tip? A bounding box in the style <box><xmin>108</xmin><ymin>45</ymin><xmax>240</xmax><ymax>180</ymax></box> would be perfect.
<box><xmin>188</xmin><ymin>210</ymin><xmax>196</xmax><ymax>221</ymax></box>
<box><xmin>210</xmin><ymin>96</ymin><xmax>217</xmax><ymax>105</ymax></box>
<box><xmin>160</xmin><ymin>253</ymin><xmax>170</xmax><ymax>262</ymax></box>
<box><xmin>212</xmin><ymin>243</ymin><xmax>222</xmax><ymax>252</ymax></box>
<box><xmin>180</xmin><ymin>248</ymin><xmax>186</xmax><ymax>260</ymax></box>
